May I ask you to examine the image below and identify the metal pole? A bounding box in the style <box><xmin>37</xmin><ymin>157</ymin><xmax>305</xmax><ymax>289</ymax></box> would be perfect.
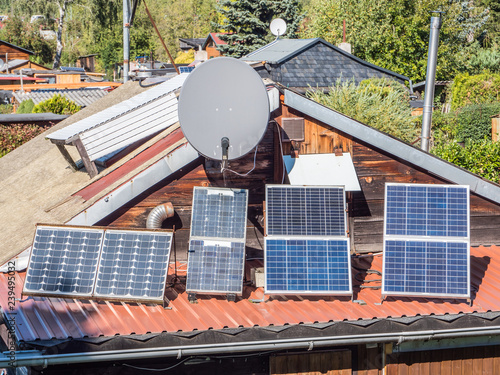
<box><xmin>123</xmin><ymin>0</ymin><xmax>131</xmax><ymax>83</ymax></box>
<box><xmin>420</xmin><ymin>14</ymin><xmax>442</xmax><ymax>152</ymax></box>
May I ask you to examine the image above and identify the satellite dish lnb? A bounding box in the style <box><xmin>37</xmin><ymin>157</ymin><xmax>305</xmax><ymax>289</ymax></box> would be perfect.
<box><xmin>270</xmin><ymin>18</ymin><xmax>287</xmax><ymax>37</ymax></box>
<box><xmin>178</xmin><ymin>57</ymin><xmax>269</xmax><ymax>164</ymax></box>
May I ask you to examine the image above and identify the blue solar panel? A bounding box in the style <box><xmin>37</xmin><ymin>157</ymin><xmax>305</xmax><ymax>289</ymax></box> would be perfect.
<box><xmin>186</xmin><ymin>240</ymin><xmax>245</xmax><ymax>294</ymax></box>
<box><xmin>24</xmin><ymin>226</ymin><xmax>103</xmax><ymax>296</ymax></box>
<box><xmin>385</xmin><ymin>184</ymin><xmax>468</xmax><ymax>238</ymax></box>
<box><xmin>191</xmin><ymin>187</ymin><xmax>248</xmax><ymax>239</ymax></box>
<box><xmin>94</xmin><ymin>230</ymin><xmax>173</xmax><ymax>302</ymax></box>
<box><xmin>383</xmin><ymin>240</ymin><xmax>469</xmax><ymax>296</ymax></box>
<box><xmin>383</xmin><ymin>184</ymin><xmax>470</xmax><ymax>298</ymax></box>
<box><xmin>266</xmin><ymin>186</ymin><xmax>346</xmax><ymax>236</ymax></box>
<box><xmin>265</xmin><ymin>238</ymin><xmax>351</xmax><ymax>294</ymax></box>
<box><xmin>179</xmin><ymin>66</ymin><xmax>195</xmax><ymax>73</ymax></box>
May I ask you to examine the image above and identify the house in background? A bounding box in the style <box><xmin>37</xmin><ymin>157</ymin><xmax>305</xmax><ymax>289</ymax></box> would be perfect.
<box><xmin>241</xmin><ymin>38</ymin><xmax>410</xmax><ymax>93</ymax></box>
<box><xmin>76</xmin><ymin>54</ymin><xmax>98</xmax><ymax>72</ymax></box>
<box><xmin>1</xmin><ymin>68</ymin><xmax>500</xmax><ymax>374</ymax></box>
<box><xmin>202</xmin><ymin>32</ymin><xmax>227</xmax><ymax>59</ymax></box>
<box><xmin>0</xmin><ymin>39</ymin><xmax>49</xmax><ymax>73</ymax></box>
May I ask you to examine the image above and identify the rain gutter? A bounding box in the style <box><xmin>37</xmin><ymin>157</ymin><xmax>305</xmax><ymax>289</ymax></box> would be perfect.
<box><xmin>3</xmin><ymin>325</ymin><xmax>500</xmax><ymax>368</ymax></box>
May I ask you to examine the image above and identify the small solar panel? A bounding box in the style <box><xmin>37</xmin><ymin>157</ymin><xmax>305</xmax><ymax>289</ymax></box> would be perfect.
<box><xmin>179</xmin><ymin>66</ymin><xmax>195</xmax><ymax>73</ymax></box>
<box><xmin>265</xmin><ymin>238</ymin><xmax>352</xmax><ymax>294</ymax></box>
<box><xmin>383</xmin><ymin>183</ymin><xmax>470</xmax><ymax>298</ymax></box>
<box><xmin>186</xmin><ymin>240</ymin><xmax>245</xmax><ymax>294</ymax></box>
<box><xmin>187</xmin><ymin>187</ymin><xmax>249</xmax><ymax>295</ymax></box>
<box><xmin>383</xmin><ymin>240</ymin><xmax>469</xmax><ymax>296</ymax></box>
<box><xmin>191</xmin><ymin>187</ymin><xmax>248</xmax><ymax>239</ymax></box>
<box><xmin>24</xmin><ymin>226</ymin><xmax>103</xmax><ymax>297</ymax></box>
<box><xmin>94</xmin><ymin>230</ymin><xmax>173</xmax><ymax>302</ymax></box>
<box><xmin>266</xmin><ymin>185</ymin><xmax>346</xmax><ymax>236</ymax></box>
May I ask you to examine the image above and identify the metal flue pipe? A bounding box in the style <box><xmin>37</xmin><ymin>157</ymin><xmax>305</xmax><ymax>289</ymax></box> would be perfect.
<box><xmin>420</xmin><ymin>14</ymin><xmax>442</xmax><ymax>152</ymax></box>
<box><xmin>123</xmin><ymin>0</ymin><xmax>131</xmax><ymax>83</ymax></box>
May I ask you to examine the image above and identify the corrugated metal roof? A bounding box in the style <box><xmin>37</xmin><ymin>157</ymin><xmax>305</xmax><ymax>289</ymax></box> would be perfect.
<box><xmin>47</xmin><ymin>73</ymin><xmax>188</xmax><ymax>142</ymax></box>
<box><xmin>1</xmin><ymin>245</ymin><xmax>498</xmax><ymax>342</ymax></box>
<box><xmin>13</xmin><ymin>88</ymin><xmax>108</xmax><ymax>107</ymax></box>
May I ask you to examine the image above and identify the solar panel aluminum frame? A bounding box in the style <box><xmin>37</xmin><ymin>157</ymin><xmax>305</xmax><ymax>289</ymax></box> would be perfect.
<box><xmin>382</xmin><ymin>183</ymin><xmax>470</xmax><ymax>299</ymax></box>
<box><xmin>23</xmin><ymin>225</ymin><xmax>174</xmax><ymax>304</ymax></box>
<box><xmin>187</xmin><ymin>186</ymin><xmax>249</xmax><ymax>295</ymax></box>
<box><xmin>23</xmin><ymin>224</ymin><xmax>104</xmax><ymax>299</ymax></box>
<box><xmin>265</xmin><ymin>185</ymin><xmax>348</xmax><ymax>238</ymax></box>
<box><xmin>92</xmin><ymin>229</ymin><xmax>174</xmax><ymax>304</ymax></box>
<box><xmin>381</xmin><ymin>237</ymin><xmax>470</xmax><ymax>299</ymax></box>
<box><xmin>264</xmin><ymin>236</ymin><xmax>353</xmax><ymax>295</ymax></box>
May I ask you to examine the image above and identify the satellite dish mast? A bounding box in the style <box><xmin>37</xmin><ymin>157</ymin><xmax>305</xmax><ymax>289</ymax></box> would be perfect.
<box><xmin>270</xmin><ymin>18</ymin><xmax>287</xmax><ymax>39</ymax></box>
<box><xmin>178</xmin><ymin>57</ymin><xmax>269</xmax><ymax>171</ymax></box>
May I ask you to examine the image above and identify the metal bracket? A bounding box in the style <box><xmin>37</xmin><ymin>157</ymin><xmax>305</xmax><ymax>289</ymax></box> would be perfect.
<box><xmin>226</xmin><ymin>293</ymin><xmax>236</xmax><ymax>302</ymax></box>
<box><xmin>188</xmin><ymin>293</ymin><xmax>198</xmax><ymax>303</ymax></box>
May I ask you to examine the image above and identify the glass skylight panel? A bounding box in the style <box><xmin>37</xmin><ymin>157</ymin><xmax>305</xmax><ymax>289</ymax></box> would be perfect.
<box><xmin>383</xmin><ymin>183</ymin><xmax>470</xmax><ymax>298</ymax></box>
<box><xmin>93</xmin><ymin>230</ymin><xmax>173</xmax><ymax>302</ymax></box>
<box><xmin>264</xmin><ymin>185</ymin><xmax>351</xmax><ymax>295</ymax></box>
<box><xmin>23</xmin><ymin>226</ymin><xmax>103</xmax><ymax>297</ymax></box>
<box><xmin>187</xmin><ymin>187</ymin><xmax>249</xmax><ymax>295</ymax></box>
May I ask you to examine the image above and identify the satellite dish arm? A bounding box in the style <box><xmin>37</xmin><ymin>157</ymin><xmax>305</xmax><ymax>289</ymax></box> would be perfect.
<box><xmin>221</xmin><ymin>137</ymin><xmax>229</xmax><ymax>171</ymax></box>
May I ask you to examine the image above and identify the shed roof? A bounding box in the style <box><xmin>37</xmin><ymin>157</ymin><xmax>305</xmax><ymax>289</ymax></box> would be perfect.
<box><xmin>202</xmin><ymin>33</ymin><xmax>227</xmax><ymax>49</ymax></box>
<box><xmin>13</xmin><ymin>88</ymin><xmax>109</xmax><ymax>107</ymax></box>
<box><xmin>0</xmin><ymin>39</ymin><xmax>34</xmax><ymax>55</ymax></box>
<box><xmin>241</xmin><ymin>38</ymin><xmax>410</xmax><ymax>82</ymax></box>
<box><xmin>1</xmin><ymin>245</ymin><xmax>498</xmax><ymax>343</ymax></box>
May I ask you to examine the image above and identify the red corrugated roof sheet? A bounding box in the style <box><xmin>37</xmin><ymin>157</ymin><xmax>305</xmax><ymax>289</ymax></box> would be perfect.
<box><xmin>209</xmin><ymin>33</ymin><xmax>227</xmax><ymax>46</ymax></box>
<box><xmin>1</xmin><ymin>246</ymin><xmax>499</xmax><ymax>342</ymax></box>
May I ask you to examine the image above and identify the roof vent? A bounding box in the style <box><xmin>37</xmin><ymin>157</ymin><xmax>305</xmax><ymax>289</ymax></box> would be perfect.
<box><xmin>281</xmin><ymin>117</ymin><xmax>305</xmax><ymax>142</ymax></box>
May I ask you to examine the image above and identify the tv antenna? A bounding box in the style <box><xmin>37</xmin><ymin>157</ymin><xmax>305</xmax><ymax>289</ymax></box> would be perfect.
<box><xmin>178</xmin><ymin>57</ymin><xmax>269</xmax><ymax>171</ymax></box>
<box><xmin>270</xmin><ymin>18</ymin><xmax>287</xmax><ymax>39</ymax></box>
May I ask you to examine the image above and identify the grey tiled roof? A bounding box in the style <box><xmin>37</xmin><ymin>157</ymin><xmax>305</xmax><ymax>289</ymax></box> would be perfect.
<box><xmin>13</xmin><ymin>88</ymin><xmax>109</xmax><ymax>108</ymax></box>
<box><xmin>242</xmin><ymin>38</ymin><xmax>409</xmax><ymax>87</ymax></box>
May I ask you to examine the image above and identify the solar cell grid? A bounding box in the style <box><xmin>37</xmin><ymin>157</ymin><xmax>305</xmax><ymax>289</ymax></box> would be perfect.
<box><xmin>94</xmin><ymin>230</ymin><xmax>172</xmax><ymax>301</ymax></box>
<box><xmin>266</xmin><ymin>186</ymin><xmax>346</xmax><ymax>237</ymax></box>
<box><xmin>383</xmin><ymin>183</ymin><xmax>470</xmax><ymax>298</ymax></box>
<box><xmin>187</xmin><ymin>240</ymin><xmax>245</xmax><ymax>293</ymax></box>
<box><xmin>24</xmin><ymin>226</ymin><xmax>103</xmax><ymax>296</ymax></box>
<box><xmin>190</xmin><ymin>187</ymin><xmax>248</xmax><ymax>239</ymax></box>
<box><xmin>265</xmin><ymin>238</ymin><xmax>351</xmax><ymax>294</ymax></box>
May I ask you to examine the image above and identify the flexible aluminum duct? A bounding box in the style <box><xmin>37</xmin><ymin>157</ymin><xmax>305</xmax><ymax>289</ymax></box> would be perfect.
<box><xmin>146</xmin><ymin>202</ymin><xmax>175</xmax><ymax>229</ymax></box>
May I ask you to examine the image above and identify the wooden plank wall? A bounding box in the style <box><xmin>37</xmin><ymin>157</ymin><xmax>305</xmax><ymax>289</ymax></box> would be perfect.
<box><xmin>279</xmin><ymin>103</ymin><xmax>500</xmax><ymax>252</ymax></box>
<box><xmin>0</xmin><ymin>43</ymin><xmax>30</xmax><ymax>60</ymax></box>
<box><xmin>98</xmin><ymin>123</ymin><xmax>275</xmax><ymax>261</ymax></box>
<box><xmin>270</xmin><ymin>350</ymin><xmax>352</xmax><ymax>375</ymax></box>
<box><xmin>386</xmin><ymin>345</ymin><xmax>500</xmax><ymax>375</ymax></box>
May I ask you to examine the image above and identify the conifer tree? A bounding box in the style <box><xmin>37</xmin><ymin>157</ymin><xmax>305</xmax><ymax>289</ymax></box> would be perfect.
<box><xmin>214</xmin><ymin>0</ymin><xmax>304</xmax><ymax>58</ymax></box>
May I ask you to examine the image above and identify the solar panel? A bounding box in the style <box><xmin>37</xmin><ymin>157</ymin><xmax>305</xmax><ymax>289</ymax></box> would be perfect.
<box><xmin>24</xmin><ymin>225</ymin><xmax>174</xmax><ymax>304</ymax></box>
<box><xmin>265</xmin><ymin>238</ymin><xmax>352</xmax><ymax>294</ymax></box>
<box><xmin>93</xmin><ymin>230</ymin><xmax>173</xmax><ymax>302</ymax></box>
<box><xmin>191</xmin><ymin>187</ymin><xmax>248</xmax><ymax>240</ymax></box>
<box><xmin>186</xmin><ymin>240</ymin><xmax>245</xmax><ymax>294</ymax></box>
<box><xmin>23</xmin><ymin>226</ymin><xmax>103</xmax><ymax>297</ymax></box>
<box><xmin>187</xmin><ymin>187</ymin><xmax>249</xmax><ymax>295</ymax></box>
<box><xmin>266</xmin><ymin>185</ymin><xmax>346</xmax><ymax>236</ymax></box>
<box><xmin>383</xmin><ymin>183</ymin><xmax>470</xmax><ymax>298</ymax></box>
<box><xmin>264</xmin><ymin>185</ymin><xmax>351</xmax><ymax>295</ymax></box>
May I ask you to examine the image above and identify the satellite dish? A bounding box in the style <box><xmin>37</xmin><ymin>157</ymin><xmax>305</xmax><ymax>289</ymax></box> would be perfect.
<box><xmin>270</xmin><ymin>18</ymin><xmax>287</xmax><ymax>37</ymax></box>
<box><xmin>178</xmin><ymin>57</ymin><xmax>269</xmax><ymax>162</ymax></box>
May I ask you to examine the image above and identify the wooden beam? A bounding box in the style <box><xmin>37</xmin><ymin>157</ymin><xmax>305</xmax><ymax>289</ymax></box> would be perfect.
<box><xmin>2</xmin><ymin>82</ymin><xmax>122</xmax><ymax>92</ymax></box>
<box><xmin>55</xmin><ymin>143</ymin><xmax>78</xmax><ymax>172</ymax></box>
<box><xmin>73</xmin><ymin>138</ymin><xmax>98</xmax><ymax>178</ymax></box>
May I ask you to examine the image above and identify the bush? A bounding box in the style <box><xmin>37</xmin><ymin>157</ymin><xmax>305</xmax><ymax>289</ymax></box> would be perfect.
<box><xmin>450</xmin><ymin>73</ymin><xmax>500</xmax><ymax>110</ymax></box>
<box><xmin>0</xmin><ymin>104</ymin><xmax>13</xmax><ymax>114</ymax></box>
<box><xmin>0</xmin><ymin>124</ymin><xmax>49</xmax><ymax>157</ymax></box>
<box><xmin>175</xmin><ymin>49</ymin><xmax>195</xmax><ymax>64</ymax></box>
<box><xmin>32</xmin><ymin>94</ymin><xmax>81</xmax><ymax>115</ymax></box>
<box><xmin>432</xmin><ymin>139</ymin><xmax>500</xmax><ymax>183</ymax></box>
<box><xmin>16</xmin><ymin>99</ymin><xmax>35</xmax><ymax>114</ymax></box>
<box><xmin>454</xmin><ymin>102</ymin><xmax>500</xmax><ymax>143</ymax></box>
<box><xmin>307</xmin><ymin>78</ymin><xmax>418</xmax><ymax>143</ymax></box>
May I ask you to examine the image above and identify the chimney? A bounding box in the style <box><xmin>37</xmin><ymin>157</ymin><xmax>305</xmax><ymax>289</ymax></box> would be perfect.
<box><xmin>338</xmin><ymin>20</ymin><xmax>352</xmax><ymax>54</ymax></box>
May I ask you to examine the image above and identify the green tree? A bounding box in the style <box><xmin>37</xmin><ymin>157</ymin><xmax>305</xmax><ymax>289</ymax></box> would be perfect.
<box><xmin>214</xmin><ymin>0</ymin><xmax>305</xmax><ymax>57</ymax></box>
<box><xmin>302</xmin><ymin>0</ymin><xmax>489</xmax><ymax>81</ymax></box>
